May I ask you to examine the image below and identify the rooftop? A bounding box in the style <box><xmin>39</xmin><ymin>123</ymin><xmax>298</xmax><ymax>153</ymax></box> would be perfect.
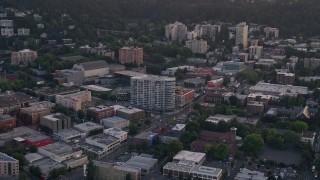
<box><xmin>0</xmin><ymin>92</ymin><xmax>38</xmax><ymax>108</ymax></box>
<box><xmin>0</xmin><ymin>152</ymin><xmax>18</xmax><ymax>162</ymax></box>
<box><xmin>0</xmin><ymin>114</ymin><xmax>14</xmax><ymax>121</ymax></box>
<box><xmin>104</xmin><ymin>128</ymin><xmax>127</xmax><ymax>137</ymax></box>
<box><xmin>249</xmin><ymin>82</ymin><xmax>308</xmax><ymax>96</ymax></box>
<box><xmin>32</xmin><ymin>157</ymin><xmax>65</xmax><ymax>174</ymax></box>
<box><xmin>235</xmin><ymin>168</ymin><xmax>268</xmax><ymax>180</ymax></box>
<box><xmin>171</xmin><ymin>124</ymin><xmax>186</xmax><ymax>131</ymax></box>
<box><xmin>86</xmin><ymin>134</ymin><xmax>119</xmax><ymax>147</ymax></box>
<box><xmin>80</xmin><ymin>85</ymin><xmax>112</xmax><ymax>92</ymax></box>
<box><xmin>42</xmin><ymin>113</ymin><xmax>67</xmax><ymax>121</ymax></box>
<box><xmin>134</xmin><ymin>131</ymin><xmax>157</xmax><ymax>140</ymax></box>
<box><xmin>35</xmin><ymin>87</ymin><xmax>80</xmax><ymax>96</ymax></box>
<box><xmin>123</xmin><ymin>155</ymin><xmax>158</xmax><ymax>170</ymax></box>
<box><xmin>74</xmin><ymin>122</ymin><xmax>103</xmax><ymax>132</ymax></box>
<box><xmin>0</xmin><ymin>126</ymin><xmax>49</xmax><ymax>143</ymax></box>
<box><xmin>301</xmin><ymin>131</ymin><xmax>316</xmax><ymax>139</ymax></box>
<box><xmin>131</xmin><ymin>75</ymin><xmax>175</xmax><ymax>81</ymax></box>
<box><xmin>39</xmin><ymin>142</ymin><xmax>80</xmax><ymax>156</ymax></box>
<box><xmin>53</xmin><ymin>128</ymin><xmax>84</xmax><ymax>138</ymax></box>
<box><xmin>101</xmin><ymin>116</ymin><xmax>129</xmax><ymax>124</ymax></box>
<box><xmin>25</xmin><ymin>153</ymin><xmax>44</xmax><ymax>163</ymax></box>
<box><xmin>114</xmin><ymin>70</ymin><xmax>145</xmax><ymax>77</ymax></box>
<box><xmin>88</xmin><ymin>105</ymin><xmax>114</xmax><ymax>112</ymax></box>
<box><xmin>173</xmin><ymin>150</ymin><xmax>206</xmax><ymax>163</ymax></box>
<box><xmin>78</xmin><ymin>60</ymin><xmax>108</xmax><ymax>71</ymax></box>
<box><xmin>112</xmin><ymin>105</ymin><xmax>144</xmax><ymax>114</ymax></box>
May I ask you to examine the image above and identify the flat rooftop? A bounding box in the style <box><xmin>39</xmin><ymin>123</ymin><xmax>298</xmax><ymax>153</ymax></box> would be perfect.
<box><xmin>39</xmin><ymin>142</ymin><xmax>79</xmax><ymax>156</ymax></box>
<box><xmin>53</xmin><ymin>128</ymin><xmax>84</xmax><ymax>138</ymax></box>
<box><xmin>0</xmin><ymin>92</ymin><xmax>38</xmax><ymax>108</ymax></box>
<box><xmin>131</xmin><ymin>75</ymin><xmax>175</xmax><ymax>81</ymax></box>
<box><xmin>134</xmin><ymin>131</ymin><xmax>157</xmax><ymax>140</ymax></box>
<box><xmin>191</xmin><ymin>165</ymin><xmax>222</xmax><ymax>177</ymax></box>
<box><xmin>173</xmin><ymin>150</ymin><xmax>206</xmax><ymax>163</ymax></box>
<box><xmin>101</xmin><ymin>116</ymin><xmax>129</xmax><ymax>123</ymax></box>
<box><xmin>81</xmin><ymin>85</ymin><xmax>112</xmax><ymax>92</ymax></box>
<box><xmin>32</xmin><ymin>157</ymin><xmax>65</xmax><ymax>174</ymax></box>
<box><xmin>88</xmin><ymin>105</ymin><xmax>114</xmax><ymax>112</ymax></box>
<box><xmin>171</xmin><ymin>124</ymin><xmax>186</xmax><ymax>131</ymax></box>
<box><xmin>115</xmin><ymin>70</ymin><xmax>145</xmax><ymax>77</ymax></box>
<box><xmin>0</xmin><ymin>126</ymin><xmax>48</xmax><ymax>143</ymax></box>
<box><xmin>112</xmin><ymin>105</ymin><xmax>144</xmax><ymax>114</ymax></box>
<box><xmin>86</xmin><ymin>134</ymin><xmax>119</xmax><ymax>146</ymax></box>
<box><xmin>0</xmin><ymin>152</ymin><xmax>18</xmax><ymax>162</ymax></box>
<box><xmin>124</xmin><ymin>155</ymin><xmax>158</xmax><ymax>170</ymax></box>
<box><xmin>42</xmin><ymin>113</ymin><xmax>66</xmax><ymax>121</ymax></box>
<box><xmin>74</xmin><ymin>122</ymin><xmax>103</xmax><ymax>132</ymax></box>
<box><xmin>25</xmin><ymin>153</ymin><xmax>44</xmax><ymax>163</ymax></box>
<box><xmin>36</xmin><ymin>87</ymin><xmax>80</xmax><ymax>96</ymax></box>
<box><xmin>250</xmin><ymin>82</ymin><xmax>308</xmax><ymax>96</ymax></box>
<box><xmin>0</xmin><ymin>114</ymin><xmax>14</xmax><ymax>121</ymax></box>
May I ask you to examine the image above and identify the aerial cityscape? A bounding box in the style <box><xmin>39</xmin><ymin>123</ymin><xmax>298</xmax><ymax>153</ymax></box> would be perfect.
<box><xmin>0</xmin><ymin>0</ymin><xmax>319</xmax><ymax>179</ymax></box>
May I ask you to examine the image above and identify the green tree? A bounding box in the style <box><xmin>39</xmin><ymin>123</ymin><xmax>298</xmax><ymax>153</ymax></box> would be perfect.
<box><xmin>214</xmin><ymin>143</ymin><xmax>228</xmax><ymax>160</ymax></box>
<box><xmin>19</xmin><ymin>173</ymin><xmax>29</xmax><ymax>180</ymax></box>
<box><xmin>229</xmin><ymin>95</ymin><xmax>238</xmax><ymax>106</ymax></box>
<box><xmin>223</xmin><ymin>76</ymin><xmax>231</xmax><ymax>86</ymax></box>
<box><xmin>243</xmin><ymin>133</ymin><xmax>264</xmax><ymax>156</ymax></box>
<box><xmin>290</xmin><ymin>121</ymin><xmax>308</xmax><ymax>133</ymax></box>
<box><xmin>126</xmin><ymin>173</ymin><xmax>132</xmax><ymax>180</ymax></box>
<box><xmin>315</xmin><ymin>154</ymin><xmax>320</xmax><ymax>173</ymax></box>
<box><xmin>128</xmin><ymin>124</ymin><xmax>139</xmax><ymax>135</ymax></box>
<box><xmin>77</xmin><ymin>110</ymin><xmax>85</xmax><ymax>119</ymax></box>
<box><xmin>29</xmin><ymin>145</ymin><xmax>38</xmax><ymax>153</ymax></box>
<box><xmin>283</xmin><ymin>130</ymin><xmax>300</xmax><ymax>146</ymax></box>
<box><xmin>29</xmin><ymin>166</ymin><xmax>41</xmax><ymax>178</ymax></box>
<box><xmin>168</xmin><ymin>140</ymin><xmax>183</xmax><ymax>157</ymax></box>
<box><xmin>185</xmin><ymin>121</ymin><xmax>200</xmax><ymax>133</ymax></box>
<box><xmin>86</xmin><ymin>160</ymin><xmax>95</xmax><ymax>180</ymax></box>
<box><xmin>51</xmin><ymin>167</ymin><xmax>66</xmax><ymax>178</ymax></box>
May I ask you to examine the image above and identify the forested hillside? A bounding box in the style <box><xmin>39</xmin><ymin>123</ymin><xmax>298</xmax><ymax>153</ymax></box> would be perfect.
<box><xmin>1</xmin><ymin>0</ymin><xmax>320</xmax><ymax>37</ymax></box>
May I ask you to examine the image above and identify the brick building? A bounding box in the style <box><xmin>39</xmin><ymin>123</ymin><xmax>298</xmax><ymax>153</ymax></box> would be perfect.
<box><xmin>87</xmin><ymin>105</ymin><xmax>115</xmax><ymax>121</ymax></box>
<box><xmin>119</xmin><ymin>47</ymin><xmax>143</xmax><ymax>65</ymax></box>
<box><xmin>276</xmin><ymin>72</ymin><xmax>295</xmax><ymax>85</ymax></box>
<box><xmin>0</xmin><ymin>115</ymin><xmax>16</xmax><ymax>129</ymax></box>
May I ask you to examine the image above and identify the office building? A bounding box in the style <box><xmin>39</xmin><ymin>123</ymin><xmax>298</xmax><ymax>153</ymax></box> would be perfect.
<box><xmin>175</xmin><ymin>88</ymin><xmax>195</xmax><ymax>107</ymax></box>
<box><xmin>101</xmin><ymin>116</ymin><xmax>130</xmax><ymax>129</ymax></box>
<box><xmin>17</xmin><ymin>28</ymin><xmax>30</xmax><ymax>36</ymax></box>
<box><xmin>87</xmin><ymin>105</ymin><xmax>115</xmax><ymax>121</ymax></box>
<box><xmin>55</xmin><ymin>91</ymin><xmax>91</xmax><ymax>111</ymax></box>
<box><xmin>0</xmin><ymin>115</ymin><xmax>16</xmax><ymax>129</ymax></box>
<box><xmin>53</xmin><ymin>128</ymin><xmax>86</xmax><ymax>142</ymax></box>
<box><xmin>185</xmin><ymin>39</ymin><xmax>208</xmax><ymax>54</ymax></box>
<box><xmin>235</xmin><ymin>22</ymin><xmax>248</xmax><ymax>48</ymax></box>
<box><xmin>119</xmin><ymin>47</ymin><xmax>143</xmax><ymax>65</ymax></box>
<box><xmin>165</xmin><ymin>21</ymin><xmax>188</xmax><ymax>42</ymax></box>
<box><xmin>0</xmin><ymin>152</ymin><xmax>19</xmax><ymax>177</ymax></box>
<box><xmin>173</xmin><ymin>150</ymin><xmax>206</xmax><ymax>165</ymax></box>
<box><xmin>276</xmin><ymin>72</ymin><xmax>295</xmax><ymax>85</ymax></box>
<box><xmin>94</xmin><ymin>161</ymin><xmax>141</xmax><ymax>180</ymax></box>
<box><xmin>163</xmin><ymin>160</ymin><xmax>222</xmax><ymax>180</ymax></box>
<box><xmin>73</xmin><ymin>122</ymin><xmax>104</xmax><ymax>137</ymax></box>
<box><xmin>11</xmin><ymin>49</ymin><xmax>38</xmax><ymax>65</ymax></box>
<box><xmin>113</xmin><ymin>105</ymin><xmax>146</xmax><ymax>123</ymax></box>
<box><xmin>130</xmin><ymin>75</ymin><xmax>176</xmax><ymax>112</ymax></box>
<box><xmin>40</xmin><ymin>113</ymin><xmax>71</xmax><ymax>133</ymax></box>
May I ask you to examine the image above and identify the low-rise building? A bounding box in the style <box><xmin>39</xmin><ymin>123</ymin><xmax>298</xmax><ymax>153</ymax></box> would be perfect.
<box><xmin>133</xmin><ymin>131</ymin><xmax>158</xmax><ymax>146</ymax></box>
<box><xmin>73</xmin><ymin>122</ymin><xmax>104</xmax><ymax>137</ymax></box>
<box><xmin>20</xmin><ymin>103</ymin><xmax>52</xmax><ymax>125</ymax></box>
<box><xmin>276</xmin><ymin>72</ymin><xmax>295</xmax><ymax>85</ymax></box>
<box><xmin>53</xmin><ymin>128</ymin><xmax>86</xmax><ymax>142</ymax></box>
<box><xmin>35</xmin><ymin>87</ymin><xmax>80</xmax><ymax>102</ymax></box>
<box><xmin>123</xmin><ymin>155</ymin><xmax>158</xmax><ymax>175</ymax></box>
<box><xmin>113</xmin><ymin>105</ymin><xmax>146</xmax><ymax>123</ymax></box>
<box><xmin>17</xmin><ymin>28</ymin><xmax>30</xmax><ymax>36</ymax></box>
<box><xmin>38</xmin><ymin>142</ymin><xmax>87</xmax><ymax>169</ymax></box>
<box><xmin>160</xmin><ymin>124</ymin><xmax>186</xmax><ymax>144</ymax></box>
<box><xmin>87</xmin><ymin>105</ymin><xmax>115</xmax><ymax>121</ymax></box>
<box><xmin>186</xmin><ymin>68</ymin><xmax>213</xmax><ymax>78</ymax></box>
<box><xmin>255</xmin><ymin>59</ymin><xmax>275</xmax><ymax>69</ymax></box>
<box><xmin>1</xmin><ymin>27</ymin><xmax>14</xmax><ymax>36</ymax></box>
<box><xmin>40</xmin><ymin>113</ymin><xmax>72</xmax><ymax>133</ymax></box>
<box><xmin>163</xmin><ymin>160</ymin><xmax>222</xmax><ymax>180</ymax></box>
<box><xmin>247</xmin><ymin>101</ymin><xmax>265</xmax><ymax>114</ymax></box>
<box><xmin>235</xmin><ymin>168</ymin><xmax>268</xmax><ymax>180</ymax></box>
<box><xmin>207</xmin><ymin>76</ymin><xmax>224</xmax><ymax>87</ymax></box>
<box><xmin>94</xmin><ymin>161</ymin><xmax>141</xmax><ymax>180</ymax></box>
<box><xmin>101</xmin><ymin>116</ymin><xmax>130</xmax><ymax>129</ymax></box>
<box><xmin>31</xmin><ymin>158</ymin><xmax>65</xmax><ymax>180</ymax></box>
<box><xmin>175</xmin><ymin>88</ymin><xmax>195</xmax><ymax>107</ymax></box>
<box><xmin>162</xmin><ymin>66</ymin><xmax>195</xmax><ymax>76</ymax></box>
<box><xmin>11</xmin><ymin>49</ymin><xmax>38</xmax><ymax>65</ymax></box>
<box><xmin>119</xmin><ymin>47</ymin><xmax>144</xmax><ymax>65</ymax></box>
<box><xmin>301</xmin><ymin>131</ymin><xmax>316</xmax><ymax>146</ymax></box>
<box><xmin>222</xmin><ymin>61</ymin><xmax>245</xmax><ymax>74</ymax></box>
<box><xmin>0</xmin><ymin>152</ymin><xmax>19</xmax><ymax>177</ymax></box>
<box><xmin>249</xmin><ymin>82</ymin><xmax>308</xmax><ymax>97</ymax></box>
<box><xmin>0</xmin><ymin>115</ymin><xmax>16</xmax><ymax>129</ymax></box>
<box><xmin>173</xmin><ymin>150</ymin><xmax>206</xmax><ymax>165</ymax></box>
<box><xmin>184</xmin><ymin>78</ymin><xmax>205</xmax><ymax>88</ymax></box>
<box><xmin>103</xmin><ymin>128</ymin><xmax>128</xmax><ymax>143</ymax></box>
<box><xmin>0</xmin><ymin>92</ymin><xmax>38</xmax><ymax>114</ymax></box>
<box><xmin>55</xmin><ymin>91</ymin><xmax>91</xmax><ymax>111</ymax></box>
<box><xmin>205</xmin><ymin>89</ymin><xmax>227</xmax><ymax>104</ymax></box>
<box><xmin>0</xmin><ymin>20</ymin><xmax>13</xmax><ymax>27</ymax></box>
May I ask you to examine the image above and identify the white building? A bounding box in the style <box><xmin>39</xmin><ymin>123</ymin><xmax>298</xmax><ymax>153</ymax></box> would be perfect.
<box><xmin>161</xmin><ymin>66</ymin><xmax>194</xmax><ymax>76</ymax></box>
<box><xmin>235</xmin><ymin>22</ymin><xmax>248</xmax><ymax>48</ymax></box>
<box><xmin>173</xmin><ymin>150</ymin><xmax>206</xmax><ymax>165</ymax></box>
<box><xmin>185</xmin><ymin>39</ymin><xmax>208</xmax><ymax>54</ymax></box>
<box><xmin>55</xmin><ymin>91</ymin><xmax>91</xmax><ymax>111</ymax></box>
<box><xmin>101</xmin><ymin>116</ymin><xmax>130</xmax><ymax>129</ymax></box>
<box><xmin>0</xmin><ymin>20</ymin><xmax>13</xmax><ymax>27</ymax></box>
<box><xmin>300</xmin><ymin>131</ymin><xmax>316</xmax><ymax>146</ymax></box>
<box><xmin>103</xmin><ymin>128</ymin><xmax>128</xmax><ymax>143</ymax></box>
<box><xmin>249</xmin><ymin>82</ymin><xmax>309</xmax><ymax>97</ymax></box>
<box><xmin>72</xmin><ymin>60</ymin><xmax>109</xmax><ymax>83</ymax></box>
<box><xmin>165</xmin><ymin>21</ymin><xmax>187</xmax><ymax>42</ymax></box>
<box><xmin>1</xmin><ymin>28</ymin><xmax>14</xmax><ymax>36</ymax></box>
<box><xmin>130</xmin><ymin>75</ymin><xmax>176</xmax><ymax>112</ymax></box>
<box><xmin>17</xmin><ymin>28</ymin><xmax>30</xmax><ymax>36</ymax></box>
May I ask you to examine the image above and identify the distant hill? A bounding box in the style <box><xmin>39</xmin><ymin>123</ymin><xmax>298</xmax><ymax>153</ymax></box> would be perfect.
<box><xmin>1</xmin><ymin>0</ymin><xmax>320</xmax><ymax>37</ymax></box>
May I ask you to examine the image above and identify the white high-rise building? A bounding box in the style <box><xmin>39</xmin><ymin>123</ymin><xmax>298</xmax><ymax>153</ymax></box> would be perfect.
<box><xmin>130</xmin><ymin>75</ymin><xmax>176</xmax><ymax>112</ymax></box>
<box><xmin>185</xmin><ymin>39</ymin><xmax>208</xmax><ymax>54</ymax></box>
<box><xmin>235</xmin><ymin>22</ymin><xmax>248</xmax><ymax>48</ymax></box>
<box><xmin>165</xmin><ymin>22</ymin><xmax>187</xmax><ymax>42</ymax></box>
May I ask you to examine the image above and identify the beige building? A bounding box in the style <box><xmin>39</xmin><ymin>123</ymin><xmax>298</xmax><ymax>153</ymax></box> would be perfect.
<box><xmin>55</xmin><ymin>91</ymin><xmax>91</xmax><ymax>111</ymax></box>
<box><xmin>236</xmin><ymin>22</ymin><xmax>248</xmax><ymax>48</ymax></box>
<box><xmin>40</xmin><ymin>113</ymin><xmax>72</xmax><ymax>132</ymax></box>
<box><xmin>11</xmin><ymin>49</ymin><xmax>38</xmax><ymax>65</ymax></box>
<box><xmin>185</xmin><ymin>39</ymin><xmax>208</xmax><ymax>54</ymax></box>
<box><xmin>119</xmin><ymin>47</ymin><xmax>143</xmax><ymax>65</ymax></box>
<box><xmin>165</xmin><ymin>21</ymin><xmax>188</xmax><ymax>42</ymax></box>
<box><xmin>0</xmin><ymin>152</ymin><xmax>19</xmax><ymax>177</ymax></box>
<box><xmin>20</xmin><ymin>106</ymin><xmax>51</xmax><ymax>125</ymax></box>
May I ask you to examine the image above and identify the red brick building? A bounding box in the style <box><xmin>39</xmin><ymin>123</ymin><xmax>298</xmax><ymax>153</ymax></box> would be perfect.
<box><xmin>87</xmin><ymin>105</ymin><xmax>115</xmax><ymax>120</ymax></box>
<box><xmin>0</xmin><ymin>115</ymin><xmax>16</xmax><ymax>129</ymax></box>
<box><xmin>276</xmin><ymin>72</ymin><xmax>295</xmax><ymax>85</ymax></box>
<box><xmin>204</xmin><ymin>89</ymin><xmax>227</xmax><ymax>104</ymax></box>
<box><xmin>186</xmin><ymin>68</ymin><xmax>213</xmax><ymax>78</ymax></box>
<box><xmin>23</xmin><ymin>133</ymin><xmax>52</xmax><ymax>147</ymax></box>
<box><xmin>191</xmin><ymin>129</ymin><xmax>237</xmax><ymax>155</ymax></box>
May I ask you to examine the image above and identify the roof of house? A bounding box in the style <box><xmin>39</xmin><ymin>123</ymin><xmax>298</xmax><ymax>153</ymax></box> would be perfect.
<box><xmin>79</xmin><ymin>60</ymin><xmax>108</xmax><ymax>71</ymax></box>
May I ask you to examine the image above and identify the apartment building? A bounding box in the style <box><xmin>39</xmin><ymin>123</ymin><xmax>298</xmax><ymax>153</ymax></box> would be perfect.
<box><xmin>276</xmin><ymin>72</ymin><xmax>295</xmax><ymax>85</ymax></box>
<box><xmin>235</xmin><ymin>22</ymin><xmax>248</xmax><ymax>48</ymax></box>
<box><xmin>185</xmin><ymin>39</ymin><xmax>208</xmax><ymax>54</ymax></box>
<box><xmin>87</xmin><ymin>105</ymin><xmax>115</xmax><ymax>120</ymax></box>
<box><xmin>264</xmin><ymin>27</ymin><xmax>279</xmax><ymax>39</ymax></box>
<box><xmin>11</xmin><ymin>49</ymin><xmax>38</xmax><ymax>65</ymax></box>
<box><xmin>55</xmin><ymin>91</ymin><xmax>91</xmax><ymax>111</ymax></box>
<box><xmin>0</xmin><ymin>115</ymin><xmax>16</xmax><ymax>130</ymax></box>
<box><xmin>175</xmin><ymin>88</ymin><xmax>195</xmax><ymax>107</ymax></box>
<box><xmin>249</xmin><ymin>46</ymin><xmax>263</xmax><ymax>59</ymax></box>
<box><xmin>200</xmin><ymin>24</ymin><xmax>220</xmax><ymax>38</ymax></box>
<box><xmin>165</xmin><ymin>21</ymin><xmax>188</xmax><ymax>42</ymax></box>
<box><xmin>40</xmin><ymin>113</ymin><xmax>72</xmax><ymax>133</ymax></box>
<box><xmin>119</xmin><ymin>47</ymin><xmax>143</xmax><ymax>65</ymax></box>
<box><xmin>0</xmin><ymin>152</ymin><xmax>19</xmax><ymax>177</ymax></box>
<box><xmin>130</xmin><ymin>75</ymin><xmax>176</xmax><ymax>112</ymax></box>
<box><xmin>113</xmin><ymin>105</ymin><xmax>146</xmax><ymax>123</ymax></box>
